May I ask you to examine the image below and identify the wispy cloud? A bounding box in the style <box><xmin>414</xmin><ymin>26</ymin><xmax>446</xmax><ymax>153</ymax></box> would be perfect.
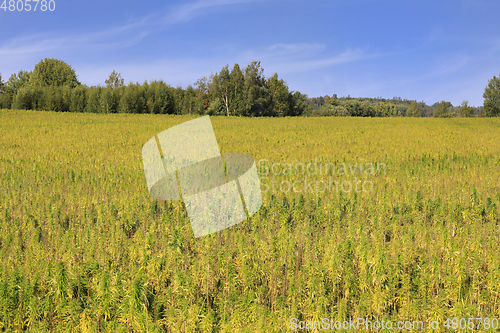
<box><xmin>0</xmin><ymin>21</ymin><xmax>151</xmax><ymax>58</ymax></box>
<box><xmin>239</xmin><ymin>41</ymin><xmax>380</xmax><ymax>73</ymax></box>
<box><xmin>0</xmin><ymin>0</ymin><xmax>262</xmax><ymax>58</ymax></box>
<box><xmin>163</xmin><ymin>0</ymin><xmax>264</xmax><ymax>24</ymax></box>
<box><xmin>0</xmin><ymin>35</ymin><xmax>68</xmax><ymax>56</ymax></box>
<box><xmin>73</xmin><ymin>44</ymin><xmax>371</xmax><ymax>89</ymax></box>
<box><xmin>240</xmin><ymin>44</ymin><xmax>384</xmax><ymax>76</ymax></box>
<box><xmin>273</xmin><ymin>49</ymin><xmax>371</xmax><ymax>73</ymax></box>
<box><xmin>0</xmin><ymin>30</ymin><xmax>151</xmax><ymax>58</ymax></box>
<box><xmin>267</xmin><ymin>43</ymin><xmax>326</xmax><ymax>56</ymax></box>
<box><xmin>422</xmin><ymin>54</ymin><xmax>469</xmax><ymax>79</ymax></box>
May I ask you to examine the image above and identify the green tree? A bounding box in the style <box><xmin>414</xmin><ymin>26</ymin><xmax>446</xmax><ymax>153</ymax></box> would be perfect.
<box><xmin>406</xmin><ymin>100</ymin><xmax>422</xmax><ymax>117</ymax></box>
<box><xmin>230</xmin><ymin>64</ymin><xmax>245</xmax><ymax>116</ymax></box>
<box><xmin>374</xmin><ymin>102</ymin><xmax>396</xmax><ymax>117</ymax></box>
<box><xmin>105</xmin><ymin>70</ymin><xmax>125</xmax><ymax>89</ymax></box>
<box><xmin>0</xmin><ymin>73</ymin><xmax>8</xmax><ymax>108</ymax></box>
<box><xmin>118</xmin><ymin>85</ymin><xmax>136</xmax><ymax>114</ymax></box>
<box><xmin>85</xmin><ymin>87</ymin><xmax>102</xmax><ymax>113</ymax></box>
<box><xmin>213</xmin><ymin>65</ymin><xmax>232</xmax><ymax>116</ymax></box>
<box><xmin>146</xmin><ymin>81</ymin><xmax>175</xmax><ymax>114</ymax></box>
<box><xmin>289</xmin><ymin>91</ymin><xmax>312</xmax><ymax>116</ymax></box>
<box><xmin>172</xmin><ymin>87</ymin><xmax>184</xmax><ymax>115</ymax></box>
<box><xmin>193</xmin><ymin>91</ymin><xmax>205</xmax><ymax>115</ymax></box>
<box><xmin>361</xmin><ymin>101</ymin><xmax>377</xmax><ymax>116</ymax></box>
<box><xmin>433</xmin><ymin>101</ymin><xmax>451</xmax><ymax>117</ymax></box>
<box><xmin>243</xmin><ymin>61</ymin><xmax>267</xmax><ymax>116</ymax></box>
<box><xmin>483</xmin><ymin>74</ymin><xmax>500</xmax><ymax>117</ymax></box>
<box><xmin>28</xmin><ymin>58</ymin><xmax>80</xmax><ymax>88</ymax></box>
<box><xmin>266</xmin><ymin>73</ymin><xmax>290</xmax><ymax>117</ymax></box>
<box><xmin>39</xmin><ymin>86</ymin><xmax>68</xmax><ymax>112</ymax></box>
<box><xmin>12</xmin><ymin>87</ymin><xmax>35</xmax><ymax>110</ymax></box>
<box><xmin>343</xmin><ymin>100</ymin><xmax>363</xmax><ymax>117</ymax></box>
<box><xmin>69</xmin><ymin>85</ymin><xmax>87</xmax><ymax>112</ymax></box>
<box><xmin>315</xmin><ymin>103</ymin><xmax>349</xmax><ymax>116</ymax></box>
<box><xmin>0</xmin><ymin>92</ymin><xmax>11</xmax><ymax>109</ymax></box>
<box><xmin>194</xmin><ymin>74</ymin><xmax>213</xmax><ymax>111</ymax></box>
<box><xmin>182</xmin><ymin>85</ymin><xmax>198</xmax><ymax>115</ymax></box>
<box><xmin>459</xmin><ymin>100</ymin><xmax>475</xmax><ymax>117</ymax></box>
<box><xmin>134</xmin><ymin>82</ymin><xmax>146</xmax><ymax>114</ymax></box>
<box><xmin>100</xmin><ymin>87</ymin><xmax>119</xmax><ymax>113</ymax></box>
<box><xmin>207</xmin><ymin>98</ymin><xmax>224</xmax><ymax>116</ymax></box>
<box><xmin>6</xmin><ymin>70</ymin><xmax>31</xmax><ymax>93</ymax></box>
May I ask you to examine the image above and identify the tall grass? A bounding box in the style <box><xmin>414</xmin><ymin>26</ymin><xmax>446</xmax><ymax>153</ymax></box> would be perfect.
<box><xmin>1</xmin><ymin>109</ymin><xmax>500</xmax><ymax>331</ymax></box>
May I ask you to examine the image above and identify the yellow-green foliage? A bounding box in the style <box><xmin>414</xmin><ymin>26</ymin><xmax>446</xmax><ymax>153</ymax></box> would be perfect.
<box><xmin>1</xmin><ymin>109</ymin><xmax>500</xmax><ymax>332</ymax></box>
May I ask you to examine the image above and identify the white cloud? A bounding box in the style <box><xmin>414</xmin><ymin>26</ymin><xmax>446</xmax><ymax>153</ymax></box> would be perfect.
<box><xmin>0</xmin><ymin>0</ymin><xmax>262</xmax><ymax>58</ymax></box>
<box><xmin>163</xmin><ymin>0</ymin><xmax>265</xmax><ymax>24</ymax></box>
<box><xmin>239</xmin><ymin>43</ymin><xmax>380</xmax><ymax>77</ymax></box>
<box><xmin>422</xmin><ymin>54</ymin><xmax>469</xmax><ymax>79</ymax></box>
<box><xmin>0</xmin><ymin>35</ymin><xmax>67</xmax><ymax>56</ymax></box>
<box><xmin>273</xmin><ymin>49</ymin><xmax>370</xmax><ymax>73</ymax></box>
<box><xmin>268</xmin><ymin>43</ymin><xmax>326</xmax><ymax>53</ymax></box>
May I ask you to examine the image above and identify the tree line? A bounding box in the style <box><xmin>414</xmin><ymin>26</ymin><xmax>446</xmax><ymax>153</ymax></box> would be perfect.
<box><xmin>306</xmin><ymin>95</ymin><xmax>495</xmax><ymax>117</ymax></box>
<box><xmin>0</xmin><ymin>58</ymin><xmax>499</xmax><ymax>117</ymax></box>
<box><xmin>0</xmin><ymin>58</ymin><xmax>310</xmax><ymax>116</ymax></box>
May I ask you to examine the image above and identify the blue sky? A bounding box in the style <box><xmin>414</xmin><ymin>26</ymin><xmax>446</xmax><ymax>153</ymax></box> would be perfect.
<box><xmin>1</xmin><ymin>0</ymin><xmax>499</xmax><ymax>107</ymax></box>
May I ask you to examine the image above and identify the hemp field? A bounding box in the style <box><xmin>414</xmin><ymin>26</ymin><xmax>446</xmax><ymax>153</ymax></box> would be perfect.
<box><xmin>1</xmin><ymin>109</ymin><xmax>500</xmax><ymax>332</ymax></box>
